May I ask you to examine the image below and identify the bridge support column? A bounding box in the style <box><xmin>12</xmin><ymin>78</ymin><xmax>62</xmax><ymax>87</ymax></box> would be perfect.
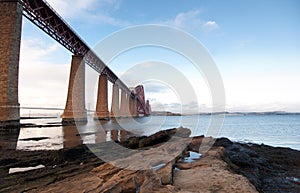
<box><xmin>125</xmin><ymin>94</ymin><xmax>131</xmax><ymax>117</ymax></box>
<box><xmin>0</xmin><ymin>0</ymin><xmax>23</xmax><ymax>129</ymax></box>
<box><xmin>62</xmin><ymin>55</ymin><xmax>87</xmax><ymax>125</ymax></box>
<box><xmin>119</xmin><ymin>90</ymin><xmax>128</xmax><ymax>117</ymax></box>
<box><xmin>110</xmin><ymin>84</ymin><xmax>119</xmax><ymax>118</ymax></box>
<box><xmin>129</xmin><ymin>96</ymin><xmax>138</xmax><ymax>117</ymax></box>
<box><xmin>94</xmin><ymin>74</ymin><xmax>109</xmax><ymax>120</ymax></box>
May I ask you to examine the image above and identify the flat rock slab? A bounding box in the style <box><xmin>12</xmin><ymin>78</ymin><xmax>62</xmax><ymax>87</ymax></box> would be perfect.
<box><xmin>27</xmin><ymin>143</ymin><xmax>258</xmax><ymax>193</ymax></box>
<box><xmin>173</xmin><ymin>165</ymin><xmax>257</xmax><ymax>193</ymax></box>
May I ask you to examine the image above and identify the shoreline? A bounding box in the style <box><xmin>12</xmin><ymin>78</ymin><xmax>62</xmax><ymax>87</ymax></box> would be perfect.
<box><xmin>1</xmin><ymin>128</ymin><xmax>299</xmax><ymax>192</ymax></box>
<box><xmin>151</xmin><ymin>111</ymin><xmax>300</xmax><ymax>116</ymax></box>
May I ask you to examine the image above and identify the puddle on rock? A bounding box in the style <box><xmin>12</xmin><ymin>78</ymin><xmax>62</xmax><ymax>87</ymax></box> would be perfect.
<box><xmin>183</xmin><ymin>151</ymin><xmax>202</xmax><ymax>163</ymax></box>
<box><xmin>9</xmin><ymin>164</ymin><xmax>45</xmax><ymax>174</ymax></box>
<box><xmin>152</xmin><ymin>163</ymin><xmax>166</xmax><ymax>171</ymax></box>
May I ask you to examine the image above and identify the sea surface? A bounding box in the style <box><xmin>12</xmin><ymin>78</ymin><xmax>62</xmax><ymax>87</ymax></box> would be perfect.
<box><xmin>2</xmin><ymin>114</ymin><xmax>300</xmax><ymax>151</ymax></box>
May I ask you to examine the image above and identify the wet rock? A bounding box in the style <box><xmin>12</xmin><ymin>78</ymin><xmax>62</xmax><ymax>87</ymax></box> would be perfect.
<box><xmin>156</xmin><ymin>161</ymin><xmax>174</xmax><ymax>185</ymax></box>
<box><xmin>139</xmin><ymin>170</ymin><xmax>176</xmax><ymax>193</ymax></box>
<box><xmin>188</xmin><ymin>136</ymin><xmax>217</xmax><ymax>153</ymax></box>
<box><xmin>3</xmin><ymin>128</ymin><xmax>300</xmax><ymax>193</ymax></box>
<box><xmin>214</xmin><ymin>137</ymin><xmax>234</xmax><ymax>148</ymax></box>
<box><xmin>218</xmin><ymin>141</ymin><xmax>300</xmax><ymax>193</ymax></box>
<box><xmin>173</xmin><ymin>127</ymin><xmax>191</xmax><ymax>138</ymax></box>
<box><xmin>188</xmin><ymin>135</ymin><xmax>204</xmax><ymax>152</ymax></box>
<box><xmin>95</xmin><ymin>169</ymin><xmax>138</xmax><ymax>192</ymax></box>
<box><xmin>121</xmin><ymin>127</ymin><xmax>190</xmax><ymax>149</ymax></box>
<box><xmin>173</xmin><ymin>147</ymin><xmax>258</xmax><ymax>193</ymax></box>
<box><xmin>173</xmin><ymin>166</ymin><xmax>258</xmax><ymax>193</ymax></box>
<box><xmin>176</xmin><ymin>148</ymin><xmax>227</xmax><ymax>171</ymax></box>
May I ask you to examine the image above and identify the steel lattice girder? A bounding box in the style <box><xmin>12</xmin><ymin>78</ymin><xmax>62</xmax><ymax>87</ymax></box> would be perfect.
<box><xmin>19</xmin><ymin>0</ymin><xmax>139</xmax><ymax>99</ymax></box>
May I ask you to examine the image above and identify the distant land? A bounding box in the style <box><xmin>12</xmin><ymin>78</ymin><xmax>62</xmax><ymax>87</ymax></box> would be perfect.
<box><xmin>152</xmin><ymin>111</ymin><xmax>300</xmax><ymax>116</ymax></box>
<box><xmin>151</xmin><ymin>111</ymin><xmax>182</xmax><ymax>116</ymax></box>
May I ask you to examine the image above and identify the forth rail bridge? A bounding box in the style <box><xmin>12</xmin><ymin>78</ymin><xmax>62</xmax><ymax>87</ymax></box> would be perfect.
<box><xmin>0</xmin><ymin>0</ymin><xmax>151</xmax><ymax>129</ymax></box>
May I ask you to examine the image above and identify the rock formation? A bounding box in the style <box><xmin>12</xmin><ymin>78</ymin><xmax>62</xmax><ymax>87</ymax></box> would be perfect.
<box><xmin>1</xmin><ymin>128</ymin><xmax>299</xmax><ymax>193</ymax></box>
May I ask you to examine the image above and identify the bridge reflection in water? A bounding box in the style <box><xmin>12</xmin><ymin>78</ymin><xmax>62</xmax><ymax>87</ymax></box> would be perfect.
<box><xmin>0</xmin><ymin>117</ymin><xmax>155</xmax><ymax>151</ymax></box>
<box><xmin>0</xmin><ymin>117</ymin><xmax>144</xmax><ymax>176</ymax></box>
<box><xmin>62</xmin><ymin>122</ymin><xmax>133</xmax><ymax>149</ymax></box>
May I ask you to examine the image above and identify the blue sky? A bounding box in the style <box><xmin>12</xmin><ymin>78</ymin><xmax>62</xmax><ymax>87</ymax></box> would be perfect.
<box><xmin>19</xmin><ymin>0</ymin><xmax>300</xmax><ymax>113</ymax></box>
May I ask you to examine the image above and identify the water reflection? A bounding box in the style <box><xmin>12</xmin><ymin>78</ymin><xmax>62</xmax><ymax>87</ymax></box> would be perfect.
<box><xmin>10</xmin><ymin>115</ymin><xmax>177</xmax><ymax>151</ymax></box>
<box><xmin>104</xmin><ymin>129</ymin><xmax>132</xmax><ymax>142</ymax></box>
<box><xmin>0</xmin><ymin>129</ymin><xmax>20</xmax><ymax>177</ymax></box>
<box><xmin>0</xmin><ymin>121</ymin><xmax>135</xmax><ymax>176</ymax></box>
<box><xmin>62</xmin><ymin>125</ymin><xmax>83</xmax><ymax>148</ymax></box>
<box><xmin>0</xmin><ymin>129</ymin><xmax>20</xmax><ymax>150</ymax></box>
<box><xmin>63</xmin><ymin>119</ymin><xmax>135</xmax><ymax>148</ymax></box>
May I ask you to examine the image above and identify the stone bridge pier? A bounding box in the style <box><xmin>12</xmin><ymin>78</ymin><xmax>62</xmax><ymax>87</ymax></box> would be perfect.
<box><xmin>62</xmin><ymin>55</ymin><xmax>87</xmax><ymax>125</ymax></box>
<box><xmin>0</xmin><ymin>0</ymin><xmax>22</xmax><ymax>129</ymax></box>
<box><xmin>110</xmin><ymin>84</ymin><xmax>120</xmax><ymax>118</ymax></box>
<box><xmin>94</xmin><ymin>74</ymin><xmax>109</xmax><ymax>120</ymax></box>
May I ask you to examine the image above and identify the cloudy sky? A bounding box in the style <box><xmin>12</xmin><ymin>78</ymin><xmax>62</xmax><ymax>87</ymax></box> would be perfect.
<box><xmin>19</xmin><ymin>0</ymin><xmax>300</xmax><ymax>113</ymax></box>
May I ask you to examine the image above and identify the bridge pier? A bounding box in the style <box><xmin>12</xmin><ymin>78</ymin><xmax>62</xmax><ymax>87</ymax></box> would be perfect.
<box><xmin>110</xmin><ymin>84</ymin><xmax>120</xmax><ymax>118</ymax></box>
<box><xmin>0</xmin><ymin>0</ymin><xmax>23</xmax><ymax>129</ymax></box>
<box><xmin>94</xmin><ymin>74</ymin><xmax>109</xmax><ymax>120</ymax></box>
<box><xmin>119</xmin><ymin>90</ymin><xmax>129</xmax><ymax>117</ymax></box>
<box><xmin>129</xmin><ymin>96</ymin><xmax>138</xmax><ymax>117</ymax></box>
<box><xmin>125</xmin><ymin>94</ymin><xmax>131</xmax><ymax>117</ymax></box>
<box><xmin>62</xmin><ymin>55</ymin><xmax>87</xmax><ymax>125</ymax></box>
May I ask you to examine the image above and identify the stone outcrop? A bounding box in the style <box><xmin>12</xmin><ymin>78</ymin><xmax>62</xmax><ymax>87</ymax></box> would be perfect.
<box><xmin>2</xmin><ymin>128</ymin><xmax>300</xmax><ymax>193</ymax></box>
<box><xmin>215</xmin><ymin>137</ymin><xmax>300</xmax><ymax>193</ymax></box>
<box><xmin>27</xmin><ymin>145</ymin><xmax>257</xmax><ymax>193</ymax></box>
<box><xmin>120</xmin><ymin>127</ymin><xmax>190</xmax><ymax>149</ymax></box>
<box><xmin>173</xmin><ymin>147</ymin><xmax>257</xmax><ymax>193</ymax></box>
<box><xmin>21</xmin><ymin>128</ymin><xmax>257</xmax><ymax>193</ymax></box>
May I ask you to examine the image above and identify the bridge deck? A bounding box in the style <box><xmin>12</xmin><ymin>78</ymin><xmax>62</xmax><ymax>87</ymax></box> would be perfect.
<box><xmin>20</xmin><ymin>0</ymin><xmax>132</xmax><ymax>95</ymax></box>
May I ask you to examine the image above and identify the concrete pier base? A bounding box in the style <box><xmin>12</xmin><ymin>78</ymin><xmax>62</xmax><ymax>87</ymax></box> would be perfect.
<box><xmin>0</xmin><ymin>0</ymin><xmax>22</xmax><ymax>129</ymax></box>
<box><xmin>94</xmin><ymin>74</ymin><xmax>109</xmax><ymax>120</ymax></box>
<box><xmin>62</xmin><ymin>55</ymin><xmax>87</xmax><ymax>125</ymax></box>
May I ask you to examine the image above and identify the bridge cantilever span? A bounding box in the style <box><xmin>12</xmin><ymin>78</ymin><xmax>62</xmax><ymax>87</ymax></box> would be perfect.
<box><xmin>19</xmin><ymin>0</ymin><xmax>131</xmax><ymax>94</ymax></box>
<box><xmin>0</xmin><ymin>0</ymin><xmax>150</xmax><ymax>128</ymax></box>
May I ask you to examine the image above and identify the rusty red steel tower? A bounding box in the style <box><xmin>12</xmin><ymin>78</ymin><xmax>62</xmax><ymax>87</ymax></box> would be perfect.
<box><xmin>135</xmin><ymin>85</ymin><xmax>151</xmax><ymax>116</ymax></box>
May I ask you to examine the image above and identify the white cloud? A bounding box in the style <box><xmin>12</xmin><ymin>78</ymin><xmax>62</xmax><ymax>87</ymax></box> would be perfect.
<box><xmin>164</xmin><ymin>9</ymin><xmax>220</xmax><ymax>33</ymax></box>
<box><xmin>173</xmin><ymin>10</ymin><xmax>202</xmax><ymax>28</ymax></box>
<box><xmin>202</xmin><ymin>21</ymin><xmax>219</xmax><ymax>32</ymax></box>
<box><xmin>47</xmin><ymin>0</ymin><xmax>130</xmax><ymax>27</ymax></box>
<box><xmin>19</xmin><ymin>38</ymin><xmax>70</xmax><ymax>108</ymax></box>
<box><xmin>47</xmin><ymin>0</ymin><xmax>102</xmax><ymax>18</ymax></box>
<box><xmin>83</xmin><ymin>13</ymin><xmax>131</xmax><ymax>27</ymax></box>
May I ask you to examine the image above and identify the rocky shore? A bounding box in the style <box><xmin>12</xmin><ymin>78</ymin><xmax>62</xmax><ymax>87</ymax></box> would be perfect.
<box><xmin>1</xmin><ymin>128</ymin><xmax>299</xmax><ymax>193</ymax></box>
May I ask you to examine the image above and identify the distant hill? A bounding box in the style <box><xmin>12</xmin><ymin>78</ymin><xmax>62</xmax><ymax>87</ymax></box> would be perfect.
<box><xmin>151</xmin><ymin>111</ymin><xmax>182</xmax><ymax>116</ymax></box>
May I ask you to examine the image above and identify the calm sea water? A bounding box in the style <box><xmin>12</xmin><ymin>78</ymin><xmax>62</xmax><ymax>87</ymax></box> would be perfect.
<box><xmin>6</xmin><ymin>114</ymin><xmax>300</xmax><ymax>151</ymax></box>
